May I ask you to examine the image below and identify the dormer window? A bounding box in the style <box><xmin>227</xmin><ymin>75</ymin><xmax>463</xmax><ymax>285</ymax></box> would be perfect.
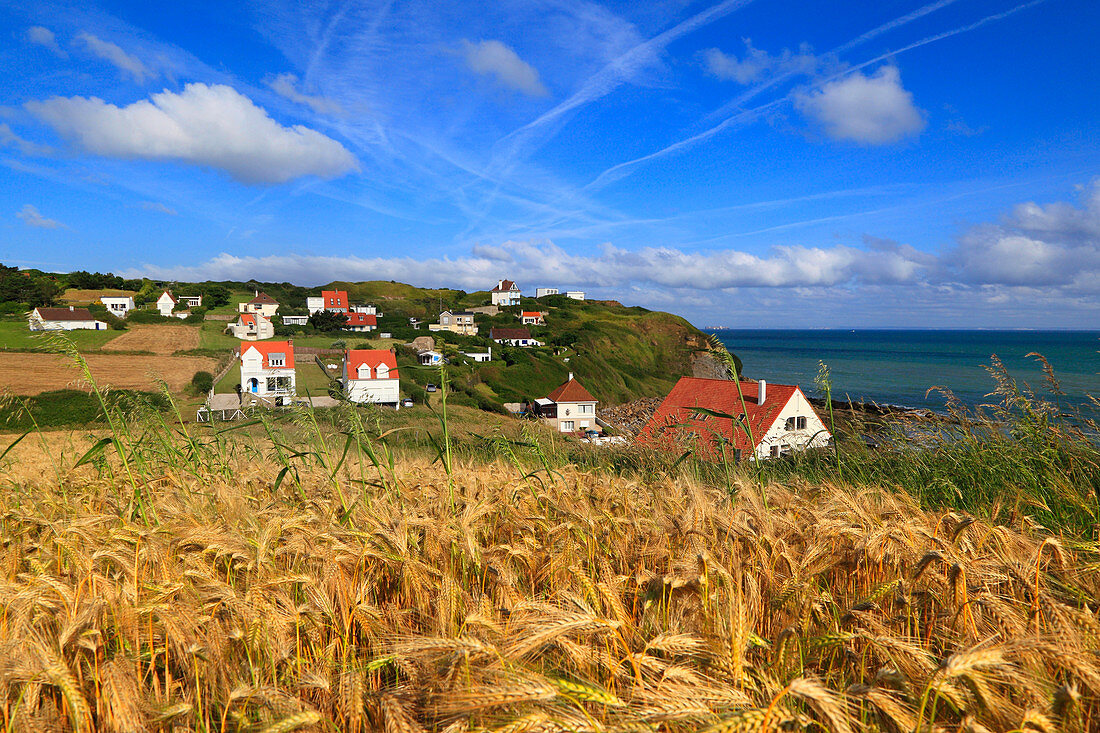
<box><xmin>269</xmin><ymin>353</ymin><xmax>285</xmax><ymax>367</ymax></box>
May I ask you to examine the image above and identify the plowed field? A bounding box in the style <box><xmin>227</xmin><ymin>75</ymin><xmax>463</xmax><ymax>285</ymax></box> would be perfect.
<box><xmin>100</xmin><ymin>324</ymin><xmax>200</xmax><ymax>355</ymax></box>
<box><xmin>0</xmin><ymin>352</ymin><xmax>218</xmax><ymax>395</ymax></box>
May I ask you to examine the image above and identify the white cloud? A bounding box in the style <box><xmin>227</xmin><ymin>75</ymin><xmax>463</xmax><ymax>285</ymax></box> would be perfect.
<box><xmin>26</xmin><ymin>26</ymin><xmax>66</xmax><ymax>57</ymax></box>
<box><xmin>26</xmin><ymin>83</ymin><xmax>359</xmax><ymax>185</ymax></box>
<box><xmin>462</xmin><ymin>40</ymin><xmax>549</xmax><ymax>97</ymax></box>
<box><xmin>140</xmin><ymin>201</ymin><xmax>178</xmax><ymax>215</ymax></box>
<box><xmin>795</xmin><ymin>65</ymin><xmax>925</xmax><ymax>144</ymax></box>
<box><xmin>16</xmin><ymin>204</ymin><xmax>65</xmax><ymax>229</ymax></box>
<box><xmin>703</xmin><ymin>40</ymin><xmax>818</xmax><ymax>84</ymax></box>
<box><xmin>76</xmin><ymin>32</ymin><xmax>154</xmax><ymax>83</ymax></box>
<box><xmin>265</xmin><ymin>73</ymin><xmax>343</xmax><ymax>116</ymax></box>
<box><xmin>0</xmin><ymin>123</ymin><xmax>52</xmax><ymax>156</ymax></box>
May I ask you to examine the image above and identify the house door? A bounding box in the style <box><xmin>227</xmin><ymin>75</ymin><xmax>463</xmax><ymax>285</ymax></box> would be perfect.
<box><xmin>248</xmin><ymin>378</ymin><xmax>259</xmax><ymax>393</ymax></box>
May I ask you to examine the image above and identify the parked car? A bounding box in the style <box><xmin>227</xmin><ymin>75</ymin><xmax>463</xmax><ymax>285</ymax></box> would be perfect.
<box><xmin>402</xmin><ymin>398</ymin><xmax>414</xmax><ymax>407</ymax></box>
<box><xmin>425</xmin><ymin>384</ymin><xmax>438</xmax><ymax>392</ymax></box>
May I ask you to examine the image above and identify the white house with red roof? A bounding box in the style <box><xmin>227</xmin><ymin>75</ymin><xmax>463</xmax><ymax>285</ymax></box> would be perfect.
<box><xmin>239</xmin><ymin>340</ymin><xmax>295</xmax><ymax>403</ymax></box>
<box><xmin>238</xmin><ymin>291</ymin><xmax>279</xmax><ymax>317</ymax></box>
<box><xmin>343</xmin><ymin>349</ymin><xmax>399</xmax><ymax>405</ymax></box>
<box><xmin>227</xmin><ymin>312</ymin><xmax>274</xmax><ymax>340</ymax></box>
<box><xmin>343</xmin><ymin>312</ymin><xmax>377</xmax><ymax>332</ymax></box>
<box><xmin>490</xmin><ymin>279</ymin><xmax>521</xmax><ymax>307</ymax></box>
<box><xmin>307</xmin><ymin>290</ymin><xmax>349</xmax><ymax>314</ymax></box>
<box><xmin>28</xmin><ymin>306</ymin><xmax>107</xmax><ymax>331</ymax></box>
<box><xmin>519</xmin><ymin>311</ymin><xmax>545</xmax><ymax>325</ymax></box>
<box><xmin>156</xmin><ymin>290</ymin><xmax>179</xmax><ymax>317</ymax></box>
<box><xmin>638</xmin><ymin>377</ymin><xmax>830</xmax><ymax>461</ymax></box>
<box><xmin>532</xmin><ymin>373</ymin><xmax>600</xmax><ymax>434</ymax></box>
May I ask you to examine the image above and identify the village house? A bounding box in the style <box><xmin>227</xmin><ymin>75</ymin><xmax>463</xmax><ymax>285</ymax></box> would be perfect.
<box><xmin>638</xmin><ymin>377</ymin><xmax>831</xmax><ymax>461</ymax></box>
<box><xmin>531</xmin><ymin>373</ymin><xmax>600</xmax><ymax>434</ymax></box>
<box><xmin>535</xmin><ymin>287</ymin><xmax>559</xmax><ymax>298</ymax></box>
<box><xmin>307</xmin><ymin>290</ymin><xmax>349</xmax><ymax>314</ymax></box>
<box><xmin>281</xmin><ymin>314</ymin><xmax>309</xmax><ymax>326</ymax></box>
<box><xmin>156</xmin><ymin>290</ymin><xmax>188</xmax><ymax>318</ymax></box>
<box><xmin>519</xmin><ymin>311</ymin><xmax>545</xmax><ymax>326</ymax></box>
<box><xmin>565</xmin><ymin>291</ymin><xmax>585</xmax><ymax>301</ymax></box>
<box><xmin>428</xmin><ymin>310</ymin><xmax>478</xmax><ymax>335</ymax></box>
<box><xmin>100</xmin><ymin>295</ymin><xmax>135</xmax><ymax>318</ymax></box>
<box><xmin>178</xmin><ymin>295</ymin><xmax>203</xmax><ymax>308</ymax></box>
<box><xmin>239</xmin><ymin>340</ymin><xmax>296</xmax><ymax>405</ymax></box>
<box><xmin>28</xmin><ymin>306</ymin><xmax>107</xmax><ymax>331</ymax></box>
<box><xmin>490</xmin><ymin>279</ymin><xmax>522</xmax><ymax>307</ymax></box>
<box><xmin>418</xmin><ymin>350</ymin><xmax>444</xmax><ymax>365</ymax></box>
<box><xmin>239</xmin><ymin>291</ymin><xmax>279</xmax><ymax>317</ymax></box>
<box><xmin>343</xmin><ymin>312</ymin><xmax>377</xmax><ymax>332</ymax></box>
<box><xmin>227</xmin><ymin>312</ymin><xmax>274</xmax><ymax>341</ymax></box>
<box><xmin>350</xmin><ymin>304</ymin><xmax>380</xmax><ymax>315</ymax></box>
<box><xmin>490</xmin><ymin>327</ymin><xmax>542</xmax><ymax>347</ymax></box>
<box><xmin>462</xmin><ymin>347</ymin><xmax>492</xmax><ymax>362</ymax></box>
<box><xmin>343</xmin><ymin>349</ymin><xmax>400</xmax><ymax>405</ymax></box>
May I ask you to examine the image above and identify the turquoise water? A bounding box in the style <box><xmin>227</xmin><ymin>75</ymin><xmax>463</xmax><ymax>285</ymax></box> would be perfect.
<box><xmin>709</xmin><ymin>330</ymin><xmax>1100</xmax><ymax>415</ymax></box>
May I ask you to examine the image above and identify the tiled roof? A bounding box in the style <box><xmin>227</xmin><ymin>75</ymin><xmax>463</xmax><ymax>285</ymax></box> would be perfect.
<box><xmin>521</xmin><ymin>311</ymin><xmax>542</xmax><ymax>318</ymax></box>
<box><xmin>34</xmin><ymin>307</ymin><xmax>97</xmax><ymax>322</ymax></box>
<box><xmin>490</xmin><ymin>327</ymin><xmax>531</xmax><ymax>340</ymax></box>
<box><xmin>240</xmin><ymin>340</ymin><xmax>294</xmax><ymax>369</ymax></box>
<box><xmin>240</xmin><ymin>313</ymin><xmax>256</xmax><ymax>326</ymax></box>
<box><xmin>346</xmin><ymin>349</ymin><xmax>398</xmax><ymax>379</ymax></box>
<box><xmin>320</xmin><ymin>290</ymin><xmax>348</xmax><ymax>308</ymax></box>
<box><xmin>249</xmin><ymin>292</ymin><xmax>279</xmax><ymax>305</ymax></box>
<box><xmin>346</xmin><ymin>313</ymin><xmax>376</xmax><ymax>327</ymax></box>
<box><xmin>638</xmin><ymin>377</ymin><xmax>800</xmax><ymax>453</ymax></box>
<box><xmin>547</xmin><ymin>377</ymin><xmax>596</xmax><ymax>403</ymax></box>
<box><xmin>491</xmin><ymin>279</ymin><xmax>518</xmax><ymax>292</ymax></box>
<box><xmin>160</xmin><ymin>290</ymin><xmax>177</xmax><ymax>303</ymax></box>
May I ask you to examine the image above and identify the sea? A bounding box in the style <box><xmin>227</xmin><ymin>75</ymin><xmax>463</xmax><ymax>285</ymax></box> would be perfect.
<box><xmin>707</xmin><ymin>330</ymin><xmax>1100</xmax><ymax>417</ymax></box>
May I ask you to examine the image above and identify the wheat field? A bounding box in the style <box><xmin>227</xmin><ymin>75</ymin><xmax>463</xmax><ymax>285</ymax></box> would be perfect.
<box><xmin>2</xmin><ymin>419</ymin><xmax>1098</xmax><ymax>733</ymax></box>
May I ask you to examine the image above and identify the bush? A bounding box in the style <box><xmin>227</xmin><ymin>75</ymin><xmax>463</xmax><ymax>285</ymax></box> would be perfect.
<box><xmin>128</xmin><ymin>310</ymin><xmax>174</xmax><ymax>324</ymax></box>
<box><xmin>330</xmin><ymin>340</ymin><xmax>347</xmax><ymax>350</ymax></box>
<box><xmin>191</xmin><ymin>371</ymin><xmax>214</xmax><ymax>393</ymax></box>
<box><xmin>3</xmin><ymin>389</ymin><xmax>169</xmax><ymax>430</ymax></box>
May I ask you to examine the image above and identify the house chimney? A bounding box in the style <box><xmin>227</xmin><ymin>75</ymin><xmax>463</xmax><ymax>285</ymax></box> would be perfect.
<box><xmin>758</xmin><ymin>379</ymin><xmax>766</xmax><ymax>405</ymax></box>
<box><xmin>255</xmin><ymin>289</ymin><xmax>259</xmax><ymax>298</ymax></box>
<box><xmin>69</xmin><ymin>305</ymin><xmax>74</xmax><ymax>311</ymax></box>
<box><xmin>568</xmin><ymin>372</ymin><xmax>574</xmax><ymax>381</ymax></box>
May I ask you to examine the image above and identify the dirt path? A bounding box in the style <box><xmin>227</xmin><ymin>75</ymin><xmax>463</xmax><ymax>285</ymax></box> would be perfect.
<box><xmin>0</xmin><ymin>352</ymin><xmax>218</xmax><ymax>395</ymax></box>
<box><xmin>101</xmin><ymin>325</ymin><xmax>200</xmax><ymax>355</ymax></box>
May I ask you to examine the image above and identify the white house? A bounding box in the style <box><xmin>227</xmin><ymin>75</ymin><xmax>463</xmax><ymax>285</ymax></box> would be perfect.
<box><xmin>639</xmin><ymin>378</ymin><xmax>831</xmax><ymax>461</ymax></box>
<box><xmin>350</xmin><ymin>304</ymin><xmax>379</xmax><ymax>315</ymax></box>
<box><xmin>282</xmin><ymin>314</ymin><xmax>309</xmax><ymax>326</ymax></box>
<box><xmin>100</xmin><ymin>296</ymin><xmax>135</xmax><ymax>318</ymax></box>
<box><xmin>178</xmin><ymin>295</ymin><xmax>203</xmax><ymax>308</ymax></box>
<box><xmin>418</xmin><ymin>350</ymin><xmax>444</xmax><ymax>365</ymax></box>
<box><xmin>156</xmin><ymin>291</ymin><xmax>179</xmax><ymax>317</ymax></box>
<box><xmin>343</xmin><ymin>349</ymin><xmax>400</xmax><ymax>405</ymax></box>
<box><xmin>535</xmin><ymin>287</ymin><xmax>559</xmax><ymax>298</ymax></box>
<box><xmin>565</xmin><ymin>291</ymin><xmax>585</xmax><ymax>301</ymax></box>
<box><xmin>239</xmin><ymin>292</ymin><xmax>279</xmax><ymax>317</ymax></box>
<box><xmin>490</xmin><ymin>327</ymin><xmax>542</xmax><ymax>347</ymax></box>
<box><xmin>227</xmin><ymin>312</ymin><xmax>274</xmax><ymax>341</ymax></box>
<box><xmin>239</xmin><ymin>340</ymin><xmax>296</xmax><ymax>404</ymax></box>
<box><xmin>462</xmin><ymin>347</ymin><xmax>492</xmax><ymax>362</ymax></box>
<box><xmin>344</xmin><ymin>312</ymin><xmax>377</xmax><ymax>332</ymax></box>
<box><xmin>429</xmin><ymin>310</ymin><xmax>478</xmax><ymax>335</ymax></box>
<box><xmin>532</xmin><ymin>373</ymin><xmax>600</xmax><ymax>434</ymax></box>
<box><xmin>490</xmin><ymin>279</ymin><xmax>522</xmax><ymax>307</ymax></box>
<box><xmin>28</xmin><ymin>306</ymin><xmax>107</xmax><ymax>331</ymax></box>
<box><xmin>519</xmin><ymin>311</ymin><xmax>545</xmax><ymax>326</ymax></box>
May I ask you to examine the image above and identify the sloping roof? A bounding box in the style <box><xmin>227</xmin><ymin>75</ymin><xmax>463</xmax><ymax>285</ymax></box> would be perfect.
<box><xmin>240</xmin><ymin>340</ymin><xmax>295</xmax><ymax>369</ymax></box>
<box><xmin>249</xmin><ymin>292</ymin><xmax>279</xmax><ymax>305</ymax></box>
<box><xmin>490</xmin><ymin>327</ymin><xmax>531</xmax><ymax>340</ymax></box>
<box><xmin>33</xmin><ymin>307</ymin><xmax>97</xmax><ymax>322</ymax></box>
<box><xmin>638</xmin><ymin>377</ymin><xmax>801</xmax><ymax>453</ymax></box>
<box><xmin>320</xmin><ymin>290</ymin><xmax>348</xmax><ymax>308</ymax></box>
<box><xmin>521</xmin><ymin>311</ymin><xmax>542</xmax><ymax>318</ymax></box>
<box><xmin>159</xmin><ymin>290</ymin><xmax>177</xmax><ymax>303</ymax></box>
<box><xmin>547</xmin><ymin>376</ymin><xmax>596</xmax><ymax>403</ymax></box>
<box><xmin>491</xmin><ymin>279</ymin><xmax>519</xmax><ymax>292</ymax></box>
<box><xmin>239</xmin><ymin>313</ymin><xmax>256</xmax><ymax>326</ymax></box>
<box><xmin>346</xmin><ymin>313</ymin><xmax>376</xmax><ymax>327</ymax></box>
<box><xmin>346</xmin><ymin>349</ymin><xmax>398</xmax><ymax>379</ymax></box>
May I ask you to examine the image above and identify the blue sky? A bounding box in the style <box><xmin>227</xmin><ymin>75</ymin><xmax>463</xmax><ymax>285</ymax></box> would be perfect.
<box><xmin>2</xmin><ymin>0</ymin><xmax>1098</xmax><ymax>328</ymax></box>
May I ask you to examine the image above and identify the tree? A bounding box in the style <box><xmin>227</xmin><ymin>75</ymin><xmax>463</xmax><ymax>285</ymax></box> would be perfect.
<box><xmin>309</xmin><ymin>310</ymin><xmax>348</xmax><ymax>332</ymax></box>
<box><xmin>200</xmin><ymin>283</ymin><xmax>231</xmax><ymax>307</ymax></box>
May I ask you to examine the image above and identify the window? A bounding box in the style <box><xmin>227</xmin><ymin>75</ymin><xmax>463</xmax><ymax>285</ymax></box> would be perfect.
<box><xmin>785</xmin><ymin>417</ymin><xmax>794</xmax><ymax>431</ymax></box>
<box><xmin>579</xmin><ymin>404</ymin><xmax>594</xmax><ymax>414</ymax></box>
<box><xmin>769</xmin><ymin>445</ymin><xmax>779</xmax><ymax>458</ymax></box>
<box><xmin>691</xmin><ymin>410</ymin><xmax>711</xmax><ymax>421</ymax></box>
<box><xmin>561</xmin><ymin>420</ymin><xmax>574</xmax><ymax>432</ymax></box>
<box><xmin>797</xmin><ymin>416</ymin><xmax>807</xmax><ymax>430</ymax></box>
<box><xmin>269</xmin><ymin>353</ymin><xmax>285</xmax><ymax>367</ymax></box>
<box><xmin>785</xmin><ymin>416</ymin><xmax>808</xmax><ymax>431</ymax></box>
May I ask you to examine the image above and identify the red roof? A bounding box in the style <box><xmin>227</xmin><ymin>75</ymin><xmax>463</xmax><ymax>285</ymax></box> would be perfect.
<box><xmin>239</xmin><ymin>340</ymin><xmax>294</xmax><ymax>369</ymax></box>
<box><xmin>249</xmin><ymin>292</ymin><xmax>278</xmax><ymax>305</ymax></box>
<box><xmin>521</xmin><ymin>311</ymin><xmax>542</xmax><ymax>318</ymax></box>
<box><xmin>160</xmin><ymin>290</ymin><xmax>177</xmax><ymax>304</ymax></box>
<box><xmin>638</xmin><ymin>377</ymin><xmax>802</xmax><ymax>454</ymax></box>
<box><xmin>240</xmin><ymin>313</ymin><xmax>256</xmax><ymax>326</ymax></box>
<box><xmin>321</xmin><ymin>290</ymin><xmax>348</xmax><ymax>309</ymax></box>
<box><xmin>346</xmin><ymin>349</ymin><xmax>398</xmax><ymax>380</ymax></box>
<box><xmin>491</xmin><ymin>279</ymin><xmax>519</xmax><ymax>292</ymax></box>
<box><xmin>547</xmin><ymin>376</ymin><xmax>596</xmax><ymax>403</ymax></box>
<box><xmin>34</xmin><ymin>307</ymin><xmax>97</xmax><ymax>322</ymax></box>
<box><xmin>346</xmin><ymin>312</ymin><xmax>376</xmax><ymax>327</ymax></box>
